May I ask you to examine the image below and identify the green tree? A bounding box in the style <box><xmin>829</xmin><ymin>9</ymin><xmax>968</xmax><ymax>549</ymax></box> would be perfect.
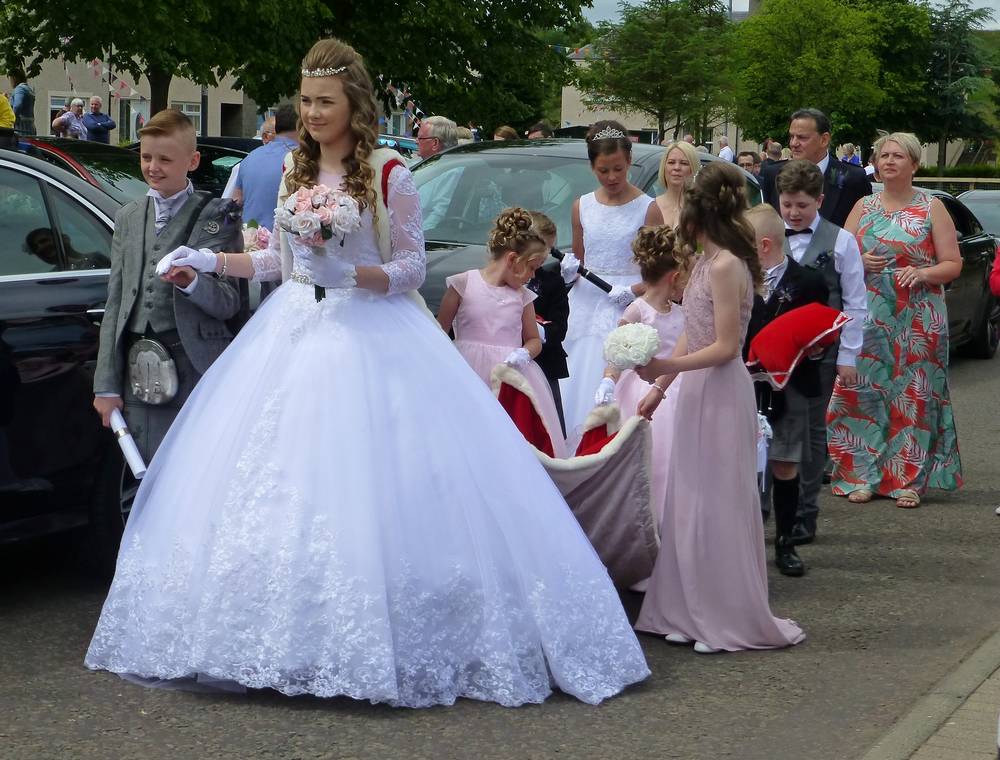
<box><xmin>731</xmin><ymin>0</ymin><xmax>884</xmax><ymax>143</ymax></box>
<box><xmin>535</xmin><ymin>19</ymin><xmax>598</xmax><ymax>128</ymax></box>
<box><xmin>840</xmin><ymin>0</ymin><xmax>932</xmax><ymax>154</ymax></box>
<box><xmin>0</xmin><ymin>0</ymin><xmax>328</xmax><ymax>115</ymax></box>
<box><xmin>575</xmin><ymin>0</ymin><xmax>734</xmax><ymax>142</ymax></box>
<box><xmin>0</xmin><ymin>0</ymin><xmax>586</xmax><ymax>130</ymax></box>
<box><xmin>920</xmin><ymin>0</ymin><xmax>996</xmax><ymax>171</ymax></box>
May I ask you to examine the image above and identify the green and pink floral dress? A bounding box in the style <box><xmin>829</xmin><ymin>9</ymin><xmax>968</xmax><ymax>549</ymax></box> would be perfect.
<box><xmin>827</xmin><ymin>190</ymin><xmax>962</xmax><ymax>498</ymax></box>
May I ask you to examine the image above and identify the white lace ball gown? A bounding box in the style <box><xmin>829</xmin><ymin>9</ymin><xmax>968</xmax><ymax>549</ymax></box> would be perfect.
<box><xmin>84</xmin><ymin>165</ymin><xmax>650</xmax><ymax>707</ymax></box>
<box><xmin>561</xmin><ymin>191</ymin><xmax>654</xmax><ymax>436</ymax></box>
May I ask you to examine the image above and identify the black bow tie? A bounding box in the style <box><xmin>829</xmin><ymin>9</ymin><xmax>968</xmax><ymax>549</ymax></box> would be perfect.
<box><xmin>785</xmin><ymin>228</ymin><xmax>812</xmax><ymax>237</ymax></box>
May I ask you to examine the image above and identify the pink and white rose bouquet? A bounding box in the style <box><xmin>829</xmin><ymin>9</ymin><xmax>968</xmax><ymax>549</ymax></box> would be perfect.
<box><xmin>273</xmin><ymin>185</ymin><xmax>361</xmax><ymax>248</ymax></box>
<box><xmin>241</xmin><ymin>222</ymin><xmax>271</xmax><ymax>252</ymax></box>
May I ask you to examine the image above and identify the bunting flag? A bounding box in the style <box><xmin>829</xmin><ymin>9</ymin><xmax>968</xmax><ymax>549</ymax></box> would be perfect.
<box><xmin>549</xmin><ymin>44</ymin><xmax>597</xmax><ymax>58</ymax></box>
<box><xmin>86</xmin><ymin>58</ymin><xmax>146</xmax><ymax>101</ymax></box>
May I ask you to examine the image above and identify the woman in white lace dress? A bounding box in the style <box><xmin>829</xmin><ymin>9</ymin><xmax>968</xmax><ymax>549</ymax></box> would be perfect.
<box><xmin>84</xmin><ymin>39</ymin><xmax>649</xmax><ymax>708</ymax></box>
<box><xmin>560</xmin><ymin>121</ymin><xmax>663</xmax><ymax>435</ymax></box>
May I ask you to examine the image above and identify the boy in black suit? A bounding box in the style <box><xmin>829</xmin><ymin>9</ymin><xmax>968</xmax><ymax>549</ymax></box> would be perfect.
<box><xmin>745</xmin><ymin>204</ymin><xmax>829</xmax><ymax>576</ymax></box>
<box><xmin>528</xmin><ymin>212</ymin><xmax>570</xmax><ymax>436</ymax></box>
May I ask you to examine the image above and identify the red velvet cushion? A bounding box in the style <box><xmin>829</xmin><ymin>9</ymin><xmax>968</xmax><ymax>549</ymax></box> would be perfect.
<box><xmin>746</xmin><ymin>303</ymin><xmax>850</xmax><ymax>388</ymax></box>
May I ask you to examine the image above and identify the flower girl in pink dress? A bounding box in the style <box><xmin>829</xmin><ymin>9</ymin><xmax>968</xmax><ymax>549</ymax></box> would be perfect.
<box><xmin>438</xmin><ymin>208</ymin><xmax>567</xmax><ymax>457</ymax></box>
<box><xmin>595</xmin><ymin>226</ymin><xmax>686</xmax><ymax>531</ymax></box>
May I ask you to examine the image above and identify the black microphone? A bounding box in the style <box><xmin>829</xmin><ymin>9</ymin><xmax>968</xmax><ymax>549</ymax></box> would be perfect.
<box><xmin>548</xmin><ymin>248</ymin><xmax>613</xmax><ymax>293</ymax></box>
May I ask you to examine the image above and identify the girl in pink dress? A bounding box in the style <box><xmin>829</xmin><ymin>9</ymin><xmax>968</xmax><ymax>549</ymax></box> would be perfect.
<box><xmin>595</xmin><ymin>226</ymin><xmax>686</xmax><ymax>532</ymax></box>
<box><xmin>438</xmin><ymin>208</ymin><xmax>567</xmax><ymax>457</ymax></box>
<box><xmin>633</xmin><ymin>162</ymin><xmax>805</xmax><ymax>653</ymax></box>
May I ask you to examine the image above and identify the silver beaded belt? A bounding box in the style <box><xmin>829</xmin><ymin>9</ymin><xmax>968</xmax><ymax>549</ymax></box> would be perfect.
<box><xmin>290</xmin><ymin>272</ymin><xmax>312</xmax><ymax>285</ymax></box>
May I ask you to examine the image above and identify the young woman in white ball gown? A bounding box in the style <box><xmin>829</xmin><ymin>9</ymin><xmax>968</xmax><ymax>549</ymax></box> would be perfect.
<box><xmin>560</xmin><ymin>121</ymin><xmax>663</xmax><ymax>435</ymax></box>
<box><xmin>84</xmin><ymin>39</ymin><xmax>649</xmax><ymax>708</ymax></box>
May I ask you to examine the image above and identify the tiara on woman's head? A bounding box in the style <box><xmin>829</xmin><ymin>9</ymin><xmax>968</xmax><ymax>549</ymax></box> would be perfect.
<box><xmin>301</xmin><ymin>66</ymin><xmax>347</xmax><ymax>77</ymax></box>
<box><xmin>593</xmin><ymin>126</ymin><xmax>627</xmax><ymax>140</ymax></box>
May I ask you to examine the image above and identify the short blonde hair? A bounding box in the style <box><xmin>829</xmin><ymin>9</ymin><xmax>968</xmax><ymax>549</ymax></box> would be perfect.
<box><xmin>139</xmin><ymin>108</ymin><xmax>198</xmax><ymax>152</ymax></box>
<box><xmin>745</xmin><ymin>203</ymin><xmax>785</xmax><ymax>244</ymax></box>
<box><xmin>875</xmin><ymin>132</ymin><xmax>921</xmax><ymax>167</ymax></box>
<box><xmin>658</xmin><ymin>140</ymin><xmax>701</xmax><ymax>189</ymax></box>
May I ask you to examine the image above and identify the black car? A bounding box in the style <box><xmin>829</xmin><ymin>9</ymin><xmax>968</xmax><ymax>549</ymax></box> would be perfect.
<box><xmin>0</xmin><ymin>149</ymin><xmax>128</xmax><ymax>567</ymax></box>
<box><xmin>410</xmin><ymin>138</ymin><xmax>762</xmax><ymax>312</ymax></box>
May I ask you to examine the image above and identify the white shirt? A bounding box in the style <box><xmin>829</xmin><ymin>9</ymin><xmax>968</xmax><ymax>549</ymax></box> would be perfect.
<box><xmin>784</xmin><ymin>215</ymin><xmax>867</xmax><ymax>367</ymax></box>
<box><xmin>719</xmin><ymin>145</ymin><xmax>734</xmax><ymax>162</ymax></box>
<box><xmin>816</xmin><ymin>153</ymin><xmax>830</xmax><ymax>175</ymax></box>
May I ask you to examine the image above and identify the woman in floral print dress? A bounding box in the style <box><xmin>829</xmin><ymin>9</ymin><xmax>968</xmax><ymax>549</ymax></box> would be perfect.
<box><xmin>827</xmin><ymin>133</ymin><xmax>963</xmax><ymax>508</ymax></box>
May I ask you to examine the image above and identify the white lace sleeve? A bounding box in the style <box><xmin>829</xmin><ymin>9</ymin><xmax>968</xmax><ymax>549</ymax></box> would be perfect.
<box><xmin>249</xmin><ymin>224</ymin><xmax>283</xmax><ymax>282</ymax></box>
<box><xmin>384</xmin><ymin>165</ymin><xmax>426</xmax><ymax>295</ymax></box>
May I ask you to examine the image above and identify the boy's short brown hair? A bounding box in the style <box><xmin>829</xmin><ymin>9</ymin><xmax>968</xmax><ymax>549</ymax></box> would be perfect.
<box><xmin>139</xmin><ymin>108</ymin><xmax>198</xmax><ymax>152</ymax></box>
<box><xmin>776</xmin><ymin>159</ymin><xmax>824</xmax><ymax>199</ymax></box>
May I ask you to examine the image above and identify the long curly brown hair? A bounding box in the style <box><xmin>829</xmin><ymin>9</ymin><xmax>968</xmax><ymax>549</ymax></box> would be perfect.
<box><xmin>677</xmin><ymin>161</ymin><xmax>762</xmax><ymax>289</ymax></box>
<box><xmin>286</xmin><ymin>38</ymin><xmax>378</xmax><ymax>214</ymax></box>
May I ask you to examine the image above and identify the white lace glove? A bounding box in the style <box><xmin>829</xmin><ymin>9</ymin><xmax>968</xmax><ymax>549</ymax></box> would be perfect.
<box><xmin>560</xmin><ymin>252</ymin><xmax>581</xmax><ymax>284</ymax></box>
<box><xmin>503</xmin><ymin>347</ymin><xmax>531</xmax><ymax>370</ymax></box>
<box><xmin>595</xmin><ymin>377</ymin><xmax>616</xmax><ymax>405</ymax></box>
<box><xmin>608</xmin><ymin>285</ymin><xmax>637</xmax><ymax>308</ymax></box>
<box><xmin>155</xmin><ymin>246</ymin><xmax>217</xmax><ymax>275</ymax></box>
<box><xmin>301</xmin><ymin>250</ymin><xmax>357</xmax><ymax>289</ymax></box>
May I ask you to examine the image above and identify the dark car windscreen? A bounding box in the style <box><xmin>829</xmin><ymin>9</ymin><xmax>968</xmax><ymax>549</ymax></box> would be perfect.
<box><xmin>412</xmin><ymin>152</ymin><xmax>646</xmax><ymax>248</ymax></box>
<box><xmin>961</xmin><ymin>195</ymin><xmax>1000</xmax><ymax>237</ymax></box>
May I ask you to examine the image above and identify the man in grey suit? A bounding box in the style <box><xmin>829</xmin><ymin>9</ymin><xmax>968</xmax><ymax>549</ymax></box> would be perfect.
<box><xmin>93</xmin><ymin>109</ymin><xmax>245</xmax><ymax>461</ymax></box>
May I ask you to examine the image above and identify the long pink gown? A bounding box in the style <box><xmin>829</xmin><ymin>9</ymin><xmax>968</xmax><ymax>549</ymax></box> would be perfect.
<box><xmin>614</xmin><ymin>298</ymin><xmax>685</xmax><ymax>530</ymax></box>
<box><xmin>446</xmin><ymin>269</ymin><xmax>567</xmax><ymax>457</ymax></box>
<box><xmin>635</xmin><ymin>253</ymin><xmax>804</xmax><ymax>651</ymax></box>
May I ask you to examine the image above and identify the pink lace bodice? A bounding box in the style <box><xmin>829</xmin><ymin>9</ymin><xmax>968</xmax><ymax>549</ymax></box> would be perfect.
<box><xmin>682</xmin><ymin>252</ymin><xmax>753</xmax><ymax>353</ymax></box>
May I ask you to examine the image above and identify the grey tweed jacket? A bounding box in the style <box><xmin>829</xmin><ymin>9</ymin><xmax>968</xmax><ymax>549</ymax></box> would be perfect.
<box><xmin>93</xmin><ymin>192</ymin><xmax>245</xmax><ymax>396</ymax></box>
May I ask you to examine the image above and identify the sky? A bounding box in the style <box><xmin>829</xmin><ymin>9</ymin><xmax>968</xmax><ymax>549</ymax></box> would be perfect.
<box><xmin>582</xmin><ymin>0</ymin><xmax>1000</xmax><ymax>28</ymax></box>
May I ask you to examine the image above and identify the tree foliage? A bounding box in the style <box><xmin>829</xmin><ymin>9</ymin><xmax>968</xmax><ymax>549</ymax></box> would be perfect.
<box><xmin>0</xmin><ymin>0</ymin><xmax>586</xmax><ymax>129</ymax></box>
<box><xmin>919</xmin><ymin>0</ymin><xmax>997</xmax><ymax>171</ymax></box>
<box><xmin>575</xmin><ymin>0</ymin><xmax>733</xmax><ymax>141</ymax></box>
<box><xmin>730</xmin><ymin>0</ymin><xmax>884</xmax><ymax>143</ymax></box>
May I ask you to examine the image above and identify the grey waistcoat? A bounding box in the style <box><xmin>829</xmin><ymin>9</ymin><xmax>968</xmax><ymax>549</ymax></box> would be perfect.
<box><xmin>783</xmin><ymin>216</ymin><xmax>842</xmax><ymax>311</ymax></box>
<box><xmin>127</xmin><ymin>195</ymin><xmax>210</xmax><ymax>334</ymax></box>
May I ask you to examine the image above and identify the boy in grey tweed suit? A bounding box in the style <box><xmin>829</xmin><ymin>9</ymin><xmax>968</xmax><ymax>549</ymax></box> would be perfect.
<box><xmin>93</xmin><ymin>109</ymin><xmax>245</xmax><ymax>461</ymax></box>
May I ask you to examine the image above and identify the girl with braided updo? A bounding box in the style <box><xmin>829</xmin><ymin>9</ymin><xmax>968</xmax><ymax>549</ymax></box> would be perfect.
<box><xmin>594</xmin><ymin>225</ymin><xmax>687</xmax><ymax>546</ymax></box>
<box><xmin>87</xmin><ymin>40</ymin><xmax>650</xmax><ymax>705</ymax></box>
<box><xmin>633</xmin><ymin>161</ymin><xmax>805</xmax><ymax>654</ymax></box>
<box><xmin>438</xmin><ymin>208</ymin><xmax>568</xmax><ymax>457</ymax></box>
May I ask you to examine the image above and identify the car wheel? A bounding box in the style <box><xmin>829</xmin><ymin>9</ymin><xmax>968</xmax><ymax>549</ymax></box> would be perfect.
<box><xmin>964</xmin><ymin>291</ymin><xmax>1000</xmax><ymax>360</ymax></box>
<box><xmin>90</xmin><ymin>445</ymin><xmax>139</xmax><ymax>577</ymax></box>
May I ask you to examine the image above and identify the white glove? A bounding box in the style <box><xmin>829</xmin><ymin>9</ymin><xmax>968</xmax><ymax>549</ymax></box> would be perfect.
<box><xmin>503</xmin><ymin>347</ymin><xmax>531</xmax><ymax>370</ymax></box>
<box><xmin>560</xmin><ymin>252</ymin><xmax>581</xmax><ymax>284</ymax></box>
<box><xmin>301</xmin><ymin>250</ymin><xmax>357</xmax><ymax>289</ymax></box>
<box><xmin>156</xmin><ymin>245</ymin><xmax>217</xmax><ymax>275</ymax></box>
<box><xmin>608</xmin><ymin>285</ymin><xmax>637</xmax><ymax>308</ymax></box>
<box><xmin>594</xmin><ymin>377</ymin><xmax>616</xmax><ymax>405</ymax></box>
<box><xmin>537</xmin><ymin>323</ymin><xmax>546</xmax><ymax>344</ymax></box>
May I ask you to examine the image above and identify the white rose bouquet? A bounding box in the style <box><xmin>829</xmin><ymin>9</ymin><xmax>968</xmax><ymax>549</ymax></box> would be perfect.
<box><xmin>603</xmin><ymin>323</ymin><xmax>660</xmax><ymax>371</ymax></box>
<box><xmin>273</xmin><ymin>184</ymin><xmax>361</xmax><ymax>248</ymax></box>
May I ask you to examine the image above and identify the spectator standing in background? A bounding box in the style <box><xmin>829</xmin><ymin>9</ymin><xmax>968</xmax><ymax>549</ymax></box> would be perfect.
<box><xmin>717</xmin><ymin>136</ymin><xmax>734</xmax><ymax>163</ymax></box>
<box><xmin>83</xmin><ymin>96</ymin><xmax>116</xmax><ymax>143</ymax></box>
<box><xmin>8</xmin><ymin>68</ymin><xmax>35</xmax><ymax>134</ymax></box>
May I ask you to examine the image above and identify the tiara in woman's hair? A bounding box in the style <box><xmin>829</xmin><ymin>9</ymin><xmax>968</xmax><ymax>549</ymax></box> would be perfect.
<box><xmin>593</xmin><ymin>126</ymin><xmax>627</xmax><ymax>140</ymax></box>
<box><xmin>301</xmin><ymin>66</ymin><xmax>347</xmax><ymax>77</ymax></box>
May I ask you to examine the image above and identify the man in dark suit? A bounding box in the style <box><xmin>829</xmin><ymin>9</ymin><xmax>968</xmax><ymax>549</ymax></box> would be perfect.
<box><xmin>745</xmin><ymin>204</ymin><xmax>830</xmax><ymax>576</ymax></box>
<box><xmin>759</xmin><ymin>108</ymin><xmax>872</xmax><ymax>228</ymax></box>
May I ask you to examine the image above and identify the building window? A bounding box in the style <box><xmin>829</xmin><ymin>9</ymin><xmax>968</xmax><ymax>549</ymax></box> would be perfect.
<box><xmin>171</xmin><ymin>102</ymin><xmax>201</xmax><ymax>134</ymax></box>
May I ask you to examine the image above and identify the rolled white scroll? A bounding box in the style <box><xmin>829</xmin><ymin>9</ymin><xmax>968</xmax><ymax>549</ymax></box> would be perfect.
<box><xmin>110</xmin><ymin>408</ymin><xmax>147</xmax><ymax>479</ymax></box>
